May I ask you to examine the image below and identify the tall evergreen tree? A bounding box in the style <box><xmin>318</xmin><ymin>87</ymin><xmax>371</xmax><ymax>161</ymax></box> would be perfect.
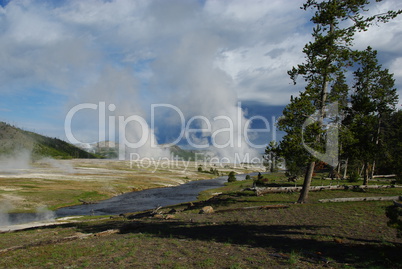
<box><xmin>382</xmin><ymin>110</ymin><xmax>402</xmax><ymax>182</ymax></box>
<box><xmin>277</xmin><ymin>0</ymin><xmax>401</xmax><ymax>203</ymax></box>
<box><xmin>345</xmin><ymin>47</ymin><xmax>398</xmax><ymax>184</ymax></box>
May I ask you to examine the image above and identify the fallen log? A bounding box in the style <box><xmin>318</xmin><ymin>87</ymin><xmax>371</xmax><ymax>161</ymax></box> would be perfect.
<box><xmin>215</xmin><ymin>204</ymin><xmax>289</xmax><ymax>213</ymax></box>
<box><xmin>0</xmin><ymin>229</ymin><xmax>119</xmax><ymax>254</ymax></box>
<box><xmin>319</xmin><ymin>196</ymin><xmax>401</xmax><ymax>203</ymax></box>
<box><xmin>253</xmin><ymin>184</ymin><xmax>402</xmax><ymax>196</ymax></box>
<box><xmin>0</xmin><ymin>233</ymin><xmax>91</xmax><ymax>255</ymax></box>
<box><xmin>373</xmin><ymin>174</ymin><xmax>396</xmax><ymax>178</ymax></box>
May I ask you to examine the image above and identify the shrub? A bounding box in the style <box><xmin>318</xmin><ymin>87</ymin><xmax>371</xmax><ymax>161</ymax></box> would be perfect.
<box><xmin>348</xmin><ymin>171</ymin><xmax>360</xmax><ymax>183</ymax></box>
<box><xmin>386</xmin><ymin>204</ymin><xmax>402</xmax><ymax>238</ymax></box>
<box><xmin>228</xmin><ymin>171</ymin><xmax>237</xmax><ymax>182</ymax></box>
<box><xmin>245</xmin><ymin>175</ymin><xmax>251</xmax><ymax>180</ymax></box>
<box><xmin>254</xmin><ymin>177</ymin><xmax>269</xmax><ymax>186</ymax></box>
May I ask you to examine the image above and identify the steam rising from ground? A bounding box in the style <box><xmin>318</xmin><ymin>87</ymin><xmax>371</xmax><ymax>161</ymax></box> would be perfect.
<box><xmin>0</xmin><ymin>201</ymin><xmax>14</xmax><ymax>226</ymax></box>
<box><xmin>0</xmin><ymin>202</ymin><xmax>55</xmax><ymax>227</ymax></box>
<box><xmin>64</xmin><ymin>3</ymin><xmax>264</xmax><ymax>162</ymax></box>
<box><xmin>0</xmin><ymin>152</ymin><xmax>59</xmax><ymax>227</ymax></box>
<box><xmin>1</xmin><ymin>0</ymin><xmax>402</xmax><ymax>155</ymax></box>
<box><xmin>0</xmin><ymin>150</ymin><xmax>31</xmax><ymax>174</ymax></box>
<box><xmin>39</xmin><ymin>158</ymin><xmax>76</xmax><ymax>174</ymax></box>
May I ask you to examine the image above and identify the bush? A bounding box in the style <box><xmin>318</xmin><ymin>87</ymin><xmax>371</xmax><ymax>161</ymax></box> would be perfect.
<box><xmin>245</xmin><ymin>175</ymin><xmax>251</xmax><ymax>180</ymax></box>
<box><xmin>348</xmin><ymin>171</ymin><xmax>360</xmax><ymax>183</ymax></box>
<box><xmin>197</xmin><ymin>166</ymin><xmax>203</xmax><ymax>172</ymax></box>
<box><xmin>228</xmin><ymin>171</ymin><xmax>237</xmax><ymax>182</ymax></box>
<box><xmin>254</xmin><ymin>177</ymin><xmax>269</xmax><ymax>186</ymax></box>
<box><xmin>386</xmin><ymin>204</ymin><xmax>402</xmax><ymax>238</ymax></box>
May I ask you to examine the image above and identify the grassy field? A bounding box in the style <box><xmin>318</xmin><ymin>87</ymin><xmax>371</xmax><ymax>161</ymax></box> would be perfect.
<box><xmin>1</xmin><ymin>172</ymin><xmax>401</xmax><ymax>268</ymax></box>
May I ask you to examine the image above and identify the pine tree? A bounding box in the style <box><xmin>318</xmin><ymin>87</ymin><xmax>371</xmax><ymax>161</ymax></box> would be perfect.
<box><xmin>345</xmin><ymin>47</ymin><xmax>398</xmax><ymax>185</ymax></box>
<box><xmin>278</xmin><ymin>0</ymin><xmax>401</xmax><ymax>203</ymax></box>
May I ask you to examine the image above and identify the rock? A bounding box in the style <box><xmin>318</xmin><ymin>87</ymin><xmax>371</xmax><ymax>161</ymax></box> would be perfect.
<box><xmin>333</xmin><ymin>238</ymin><xmax>343</xmax><ymax>244</ymax></box>
<box><xmin>168</xmin><ymin>208</ymin><xmax>177</xmax><ymax>214</ymax></box>
<box><xmin>94</xmin><ymin>229</ymin><xmax>119</xmax><ymax>237</ymax></box>
<box><xmin>186</xmin><ymin>202</ymin><xmax>195</xmax><ymax>210</ymax></box>
<box><xmin>199</xmin><ymin>206</ymin><xmax>214</xmax><ymax>214</ymax></box>
<box><xmin>153</xmin><ymin>214</ymin><xmax>164</xmax><ymax>219</ymax></box>
<box><xmin>165</xmin><ymin>214</ymin><xmax>175</xmax><ymax>220</ymax></box>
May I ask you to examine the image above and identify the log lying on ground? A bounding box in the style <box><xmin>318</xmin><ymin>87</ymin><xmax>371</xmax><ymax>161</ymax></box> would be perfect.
<box><xmin>215</xmin><ymin>204</ymin><xmax>289</xmax><ymax>213</ymax></box>
<box><xmin>319</xmin><ymin>196</ymin><xmax>402</xmax><ymax>203</ymax></box>
<box><xmin>373</xmin><ymin>174</ymin><xmax>396</xmax><ymax>178</ymax></box>
<box><xmin>253</xmin><ymin>184</ymin><xmax>402</xmax><ymax>196</ymax></box>
<box><xmin>0</xmin><ymin>229</ymin><xmax>119</xmax><ymax>254</ymax></box>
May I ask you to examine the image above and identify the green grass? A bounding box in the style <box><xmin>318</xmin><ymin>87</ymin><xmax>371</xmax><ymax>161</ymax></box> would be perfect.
<box><xmin>1</xmin><ymin>183</ymin><xmax>401</xmax><ymax>268</ymax></box>
<box><xmin>1</xmin><ymin>164</ymin><xmax>401</xmax><ymax>268</ymax></box>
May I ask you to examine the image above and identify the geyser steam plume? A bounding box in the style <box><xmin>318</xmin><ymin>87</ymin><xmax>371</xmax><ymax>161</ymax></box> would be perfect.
<box><xmin>0</xmin><ymin>150</ymin><xmax>31</xmax><ymax>174</ymax></box>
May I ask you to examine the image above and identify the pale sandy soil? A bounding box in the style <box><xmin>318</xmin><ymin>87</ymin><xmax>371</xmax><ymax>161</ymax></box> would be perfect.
<box><xmin>0</xmin><ymin>220</ymin><xmax>70</xmax><ymax>232</ymax></box>
<box><xmin>0</xmin><ymin>158</ymin><xmax>265</xmax><ymax>216</ymax></box>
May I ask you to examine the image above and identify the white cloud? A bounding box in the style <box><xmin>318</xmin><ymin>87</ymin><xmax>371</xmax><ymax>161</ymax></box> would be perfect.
<box><xmin>389</xmin><ymin>57</ymin><xmax>402</xmax><ymax>108</ymax></box>
<box><xmin>214</xmin><ymin>34</ymin><xmax>309</xmax><ymax>105</ymax></box>
<box><xmin>0</xmin><ymin>0</ymin><xmax>401</xmax><ymax>159</ymax></box>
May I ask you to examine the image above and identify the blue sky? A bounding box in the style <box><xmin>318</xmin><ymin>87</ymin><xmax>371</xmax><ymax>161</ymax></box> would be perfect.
<box><xmin>0</xmin><ymin>0</ymin><xmax>401</xmax><ymax>159</ymax></box>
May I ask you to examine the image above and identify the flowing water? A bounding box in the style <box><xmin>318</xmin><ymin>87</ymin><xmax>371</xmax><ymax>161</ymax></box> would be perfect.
<box><xmin>55</xmin><ymin>173</ymin><xmax>259</xmax><ymax>217</ymax></box>
<box><xmin>1</xmin><ymin>172</ymin><xmax>261</xmax><ymax>226</ymax></box>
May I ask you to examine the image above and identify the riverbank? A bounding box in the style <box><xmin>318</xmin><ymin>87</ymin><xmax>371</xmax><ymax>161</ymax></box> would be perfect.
<box><xmin>1</xmin><ymin>175</ymin><xmax>401</xmax><ymax>268</ymax></box>
<box><xmin>0</xmin><ymin>158</ymin><xmax>265</xmax><ymax>214</ymax></box>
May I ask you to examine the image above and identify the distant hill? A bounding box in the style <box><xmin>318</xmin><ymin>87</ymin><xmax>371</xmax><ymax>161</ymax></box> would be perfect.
<box><xmin>168</xmin><ymin>144</ymin><xmax>205</xmax><ymax>161</ymax></box>
<box><xmin>75</xmin><ymin>141</ymin><xmax>119</xmax><ymax>159</ymax></box>
<box><xmin>0</xmin><ymin>122</ymin><xmax>99</xmax><ymax>159</ymax></box>
<box><xmin>75</xmin><ymin>141</ymin><xmax>209</xmax><ymax>160</ymax></box>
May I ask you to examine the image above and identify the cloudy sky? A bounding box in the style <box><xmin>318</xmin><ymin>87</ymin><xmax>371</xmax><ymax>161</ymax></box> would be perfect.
<box><xmin>0</xmin><ymin>0</ymin><xmax>401</xmax><ymax>159</ymax></box>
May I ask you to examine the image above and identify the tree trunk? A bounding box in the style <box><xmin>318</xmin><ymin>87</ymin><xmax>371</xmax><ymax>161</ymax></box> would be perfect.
<box><xmin>371</xmin><ymin>117</ymin><xmax>381</xmax><ymax>179</ymax></box>
<box><xmin>363</xmin><ymin>161</ymin><xmax>369</xmax><ymax>185</ymax></box>
<box><xmin>371</xmin><ymin>161</ymin><xmax>375</xmax><ymax>179</ymax></box>
<box><xmin>343</xmin><ymin>158</ymin><xmax>348</xmax><ymax>179</ymax></box>
<box><xmin>297</xmin><ymin>23</ymin><xmax>333</xmax><ymax>204</ymax></box>
<box><xmin>297</xmin><ymin>161</ymin><xmax>315</xmax><ymax>203</ymax></box>
<box><xmin>359</xmin><ymin>164</ymin><xmax>364</xmax><ymax>177</ymax></box>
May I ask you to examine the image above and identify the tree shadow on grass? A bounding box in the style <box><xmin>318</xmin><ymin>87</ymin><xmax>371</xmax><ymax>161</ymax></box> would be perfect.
<box><xmin>75</xmin><ymin>218</ymin><xmax>402</xmax><ymax>268</ymax></box>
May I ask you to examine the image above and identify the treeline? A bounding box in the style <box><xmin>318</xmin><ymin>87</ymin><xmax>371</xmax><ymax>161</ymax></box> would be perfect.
<box><xmin>264</xmin><ymin>0</ymin><xmax>402</xmax><ymax>203</ymax></box>
<box><xmin>0</xmin><ymin>121</ymin><xmax>99</xmax><ymax>159</ymax></box>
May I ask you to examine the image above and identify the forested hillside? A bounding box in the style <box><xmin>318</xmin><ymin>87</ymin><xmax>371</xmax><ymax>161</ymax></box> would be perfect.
<box><xmin>0</xmin><ymin>122</ymin><xmax>98</xmax><ymax>159</ymax></box>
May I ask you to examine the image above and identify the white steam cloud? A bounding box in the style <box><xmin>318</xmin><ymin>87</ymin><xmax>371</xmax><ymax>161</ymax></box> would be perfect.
<box><xmin>0</xmin><ymin>150</ymin><xmax>31</xmax><ymax>173</ymax></box>
<box><xmin>0</xmin><ymin>0</ymin><xmax>401</xmax><ymax>157</ymax></box>
<box><xmin>0</xmin><ymin>200</ymin><xmax>14</xmax><ymax>227</ymax></box>
<box><xmin>0</xmin><ymin>204</ymin><xmax>55</xmax><ymax>228</ymax></box>
<box><xmin>39</xmin><ymin>157</ymin><xmax>76</xmax><ymax>174</ymax></box>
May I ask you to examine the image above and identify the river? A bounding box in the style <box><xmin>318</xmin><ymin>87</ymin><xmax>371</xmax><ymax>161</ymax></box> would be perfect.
<box><xmin>55</xmin><ymin>173</ymin><xmax>258</xmax><ymax>217</ymax></box>
<box><xmin>3</xmin><ymin>172</ymin><xmax>261</xmax><ymax>226</ymax></box>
